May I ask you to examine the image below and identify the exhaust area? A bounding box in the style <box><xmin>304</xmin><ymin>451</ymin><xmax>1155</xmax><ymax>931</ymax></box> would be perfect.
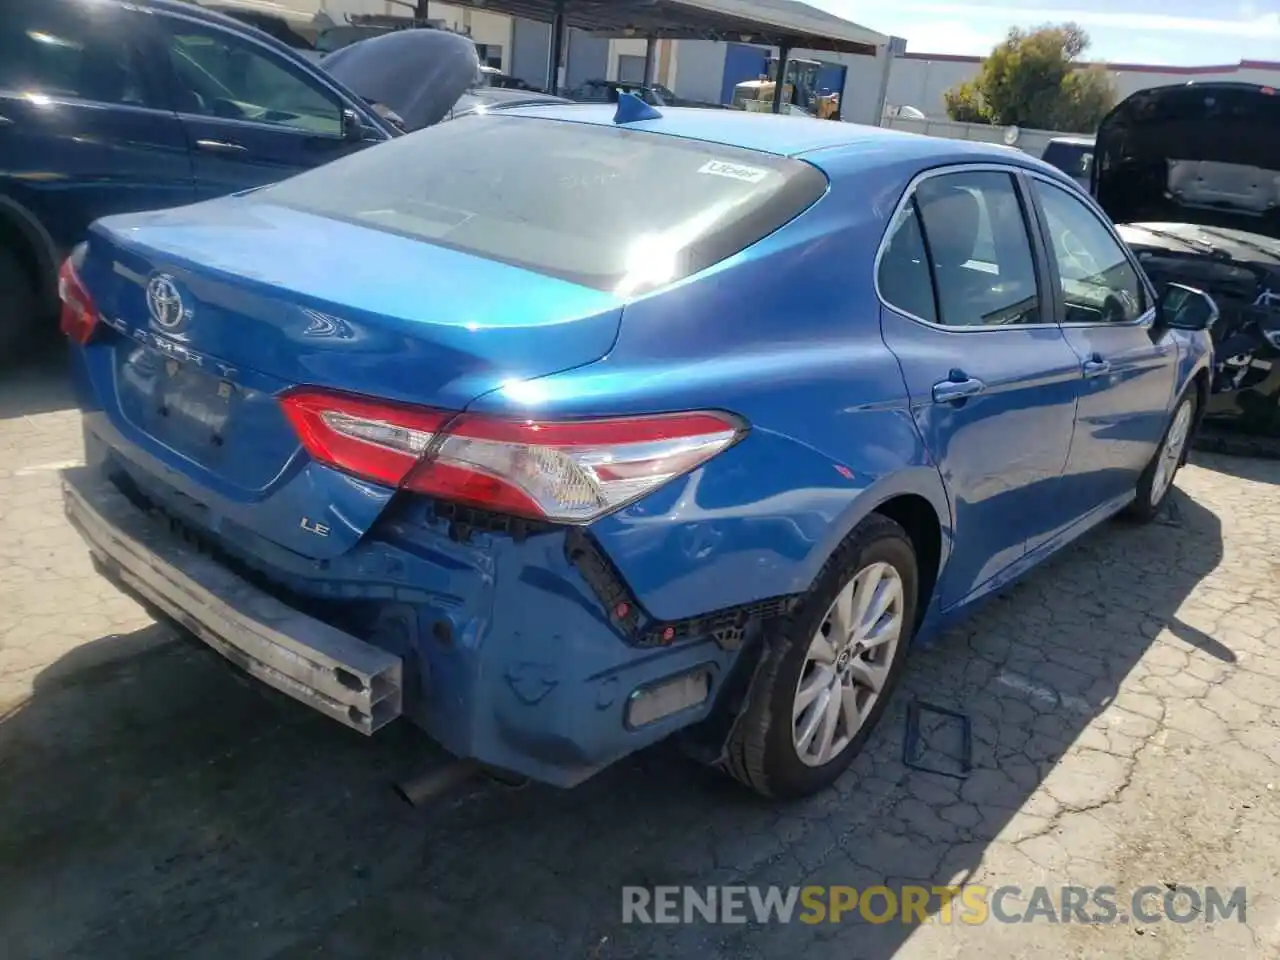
<box><xmin>393</xmin><ymin>761</ymin><xmax>481</xmax><ymax>807</ymax></box>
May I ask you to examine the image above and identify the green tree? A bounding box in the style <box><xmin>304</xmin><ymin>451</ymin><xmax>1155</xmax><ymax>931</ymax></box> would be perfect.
<box><xmin>943</xmin><ymin>81</ymin><xmax>987</xmax><ymax>123</ymax></box>
<box><xmin>944</xmin><ymin>23</ymin><xmax>1116</xmax><ymax>132</ymax></box>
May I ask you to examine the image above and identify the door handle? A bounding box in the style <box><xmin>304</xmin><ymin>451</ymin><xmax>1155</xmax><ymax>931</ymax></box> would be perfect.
<box><xmin>0</xmin><ymin>114</ymin><xmax>12</xmax><ymax>127</ymax></box>
<box><xmin>1083</xmin><ymin>357</ymin><xmax>1111</xmax><ymax>378</ymax></box>
<box><xmin>932</xmin><ymin>375</ymin><xmax>987</xmax><ymax>404</ymax></box>
<box><xmin>195</xmin><ymin>139</ymin><xmax>247</xmax><ymax>153</ymax></box>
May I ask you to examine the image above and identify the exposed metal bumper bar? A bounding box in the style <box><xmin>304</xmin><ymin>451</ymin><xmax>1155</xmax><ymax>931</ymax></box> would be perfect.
<box><xmin>62</xmin><ymin>469</ymin><xmax>403</xmax><ymax>734</ymax></box>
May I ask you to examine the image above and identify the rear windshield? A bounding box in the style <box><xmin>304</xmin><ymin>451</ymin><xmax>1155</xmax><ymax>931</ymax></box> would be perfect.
<box><xmin>1042</xmin><ymin>142</ymin><xmax>1093</xmax><ymax>177</ymax></box>
<box><xmin>258</xmin><ymin>114</ymin><xmax>829</xmax><ymax>292</ymax></box>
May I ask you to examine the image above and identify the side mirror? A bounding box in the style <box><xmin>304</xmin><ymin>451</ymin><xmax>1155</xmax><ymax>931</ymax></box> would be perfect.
<box><xmin>341</xmin><ymin>108</ymin><xmax>364</xmax><ymax>141</ymax></box>
<box><xmin>1157</xmin><ymin>282</ymin><xmax>1219</xmax><ymax>332</ymax></box>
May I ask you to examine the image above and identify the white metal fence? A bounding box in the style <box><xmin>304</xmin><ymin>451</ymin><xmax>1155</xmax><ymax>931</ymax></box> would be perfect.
<box><xmin>882</xmin><ymin>115</ymin><xmax>1082</xmax><ymax>159</ymax></box>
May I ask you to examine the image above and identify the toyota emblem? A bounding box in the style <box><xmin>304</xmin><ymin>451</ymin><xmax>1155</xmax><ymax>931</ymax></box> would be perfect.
<box><xmin>146</xmin><ymin>274</ymin><xmax>185</xmax><ymax>330</ymax></box>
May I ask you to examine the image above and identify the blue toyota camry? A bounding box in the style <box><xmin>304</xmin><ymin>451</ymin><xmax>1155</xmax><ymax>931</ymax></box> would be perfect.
<box><xmin>60</xmin><ymin>100</ymin><xmax>1216</xmax><ymax>799</ymax></box>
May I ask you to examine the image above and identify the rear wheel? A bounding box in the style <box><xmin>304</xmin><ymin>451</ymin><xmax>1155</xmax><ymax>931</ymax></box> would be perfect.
<box><xmin>1126</xmin><ymin>390</ymin><xmax>1196</xmax><ymax>523</ymax></box>
<box><xmin>0</xmin><ymin>246</ymin><xmax>40</xmax><ymax>358</ymax></box>
<box><xmin>723</xmin><ymin>514</ymin><xmax>918</xmax><ymax>799</ymax></box>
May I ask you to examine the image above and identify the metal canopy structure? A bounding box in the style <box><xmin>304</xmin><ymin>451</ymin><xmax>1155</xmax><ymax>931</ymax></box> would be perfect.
<box><xmin>438</xmin><ymin>0</ymin><xmax>887</xmax><ymax>110</ymax></box>
<box><xmin>446</xmin><ymin>0</ymin><xmax>883</xmax><ymax>53</ymax></box>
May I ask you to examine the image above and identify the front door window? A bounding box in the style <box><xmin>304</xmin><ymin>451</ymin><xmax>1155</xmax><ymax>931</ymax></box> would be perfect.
<box><xmin>1032</xmin><ymin>179</ymin><xmax>1149</xmax><ymax>325</ymax></box>
<box><xmin>158</xmin><ymin>20</ymin><xmax>344</xmax><ymax>137</ymax></box>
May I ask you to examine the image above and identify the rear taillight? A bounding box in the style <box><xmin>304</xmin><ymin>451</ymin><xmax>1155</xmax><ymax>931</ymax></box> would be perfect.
<box><xmin>280</xmin><ymin>389</ymin><xmax>449</xmax><ymax>488</ymax></box>
<box><xmin>279</xmin><ymin>387</ymin><xmax>743</xmax><ymax>523</ymax></box>
<box><xmin>58</xmin><ymin>257</ymin><xmax>98</xmax><ymax>345</ymax></box>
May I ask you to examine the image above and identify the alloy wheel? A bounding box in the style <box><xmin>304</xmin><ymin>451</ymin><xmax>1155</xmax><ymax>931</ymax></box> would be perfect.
<box><xmin>1150</xmin><ymin>399</ymin><xmax>1193</xmax><ymax>507</ymax></box>
<box><xmin>791</xmin><ymin>561</ymin><xmax>905</xmax><ymax>767</ymax></box>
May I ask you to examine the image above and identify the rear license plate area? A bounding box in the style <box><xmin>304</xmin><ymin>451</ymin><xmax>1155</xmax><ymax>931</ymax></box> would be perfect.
<box><xmin>109</xmin><ymin>339</ymin><xmax>303</xmax><ymax>491</ymax></box>
<box><xmin>153</xmin><ymin>355</ymin><xmax>232</xmax><ymax>449</ymax></box>
<box><xmin>116</xmin><ymin>343</ymin><xmax>237</xmax><ymax>460</ymax></box>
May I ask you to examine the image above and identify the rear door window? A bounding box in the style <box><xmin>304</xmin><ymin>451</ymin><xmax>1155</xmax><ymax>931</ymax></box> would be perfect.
<box><xmin>0</xmin><ymin>3</ymin><xmax>154</xmax><ymax>108</ymax></box>
<box><xmin>878</xmin><ymin>197</ymin><xmax>938</xmax><ymax>324</ymax></box>
<box><xmin>1042</xmin><ymin>142</ymin><xmax>1094</xmax><ymax>179</ymax></box>
<box><xmin>879</xmin><ymin>169</ymin><xmax>1044</xmax><ymax>328</ymax></box>
<box><xmin>258</xmin><ymin>115</ymin><xmax>829</xmax><ymax>292</ymax></box>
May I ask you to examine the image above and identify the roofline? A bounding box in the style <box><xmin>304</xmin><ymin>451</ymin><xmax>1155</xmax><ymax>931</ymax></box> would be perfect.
<box><xmin>901</xmin><ymin>51</ymin><xmax>1280</xmax><ymax>75</ymax></box>
<box><xmin>666</xmin><ymin>0</ymin><xmax>886</xmax><ymax>48</ymax></box>
<box><xmin>200</xmin><ymin>0</ymin><xmax>316</xmax><ymax>23</ymax></box>
<box><xmin>437</xmin><ymin>0</ymin><xmax>885</xmax><ymax>55</ymax></box>
<box><xmin>137</xmin><ymin>0</ymin><xmax>305</xmax><ymax>32</ymax></box>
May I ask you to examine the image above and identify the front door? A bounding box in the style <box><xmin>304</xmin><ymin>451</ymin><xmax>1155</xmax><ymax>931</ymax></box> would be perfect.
<box><xmin>148</xmin><ymin>12</ymin><xmax>375</xmax><ymax>198</ymax></box>
<box><xmin>878</xmin><ymin>167</ymin><xmax>1083</xmax><ymax>609</ymax></box>
<box><xmin>1026</xmin><ymin>176</ymin><xmax>1179</xmax><ymax>519</ymax></box>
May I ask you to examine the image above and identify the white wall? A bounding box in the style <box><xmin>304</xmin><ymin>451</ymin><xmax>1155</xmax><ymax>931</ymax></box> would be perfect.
<box><xmin>405</xmin><ymin>2</ymin><xmax>512</xmax><ymax>67</ymax></box>
<box><xmin>830</xmin><ymin>46</ymin><xmax>891</xmax><ymax>125</ymax></box>
<box><xmin>885</xmin><ymin>57</ymin><xmax>974</xmax><ymax>117</ymax></box>
<box><xmin>1105</xmin><ymin>63</ymin><xmax>1280</xmax><ymax>97</ymax></box>
<box><xmin>606</xmin><ymin>38</ymin><xmax>648</xmax><ymax>83</ymax></box>
<box><xmin>884</xmin><ymin>115</ymin><xmax>1071</xmax><ymax>158</ymax></box>
<box><xmin>666</xmin><ymin>40</ymin><xmax>727</xmax><ymax>103</ymax></box>
<box><xmin>311</xmin><ymin>0</ymin><xmax>379</xmax><ymax>15</ymax></box>
<box><xmin>888</xmin><ymin>54</ymin><xmax>1280</xmax><ymax>120</ymax></box>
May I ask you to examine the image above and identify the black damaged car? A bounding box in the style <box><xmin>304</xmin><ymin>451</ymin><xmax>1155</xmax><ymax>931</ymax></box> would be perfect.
<box><xmin>1094</xmin><ymin>81</ymin><xmax>1280</xmax><ymax>456</ymax></box>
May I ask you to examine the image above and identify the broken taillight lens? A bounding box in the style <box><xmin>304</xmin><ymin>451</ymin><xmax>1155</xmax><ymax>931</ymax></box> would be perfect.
<box><xmin>58</xmin><ymin>256</ymin><xmax>98</xmax><ymax>345</ymax></box>
<box><xmin>279</xmin><ymin>387</ymin><xmax>743</xmax><ymax>523</ymax></box>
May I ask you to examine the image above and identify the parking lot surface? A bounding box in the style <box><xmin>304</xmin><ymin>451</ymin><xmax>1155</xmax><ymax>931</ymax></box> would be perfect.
<box><xmin>2</xmin><ymin>350</ymin><xmax>1280</xmax><ymax>960</ymax></box>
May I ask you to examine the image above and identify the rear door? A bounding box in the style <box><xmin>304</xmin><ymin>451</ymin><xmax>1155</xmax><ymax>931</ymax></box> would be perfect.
<box><xmin>0</xmin><ymin>0</ymin><xmax>194</xmax><ymax>253</ymax></box>
<box><xmin>1026</xmin><ymin>174</ymin><xmax>1178</xmax><ymax>516</ymax></box>
<box><xmin>147</xmin><ymin>10</ymin><xmax>383</xmax><ymax>198</ymax></box>
<box><xmin>877</xmin><ymin>165</ymin><xmax>1084</xmax><ymax>609</ymax></box>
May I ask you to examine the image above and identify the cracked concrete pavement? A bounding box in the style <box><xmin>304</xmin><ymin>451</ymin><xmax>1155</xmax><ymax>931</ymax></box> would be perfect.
<box><xmin>2</xmin><ymin>349</ymin><xmax>1279</xmax><ymax>959</ymax></box>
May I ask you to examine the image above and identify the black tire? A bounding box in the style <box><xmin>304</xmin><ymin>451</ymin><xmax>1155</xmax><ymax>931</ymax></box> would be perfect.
<box><xmin>723</xmin><ymin>513</ymin><xmax>919</xmax><ymax>799</ymax></box>
<box><xmin>0</xmin><ymin>245</ymin><xmax>40</xmax><ymax>358</ymax></box>
<box><xmin>1125</xmin><ymin>388</ymin><xmax>1198</xmax><ymax>523</ymax></box>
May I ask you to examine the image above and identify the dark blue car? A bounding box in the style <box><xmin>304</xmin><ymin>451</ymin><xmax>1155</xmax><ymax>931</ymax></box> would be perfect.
<box><xmin>60</xmin><ymin>103</ymin><xmax>1216</xmax><ymax>799</ymax></box>
<box><xmin>0</xmin><ymin>0</ymin><xmax>476</xmax><ymax>353</ymax></box>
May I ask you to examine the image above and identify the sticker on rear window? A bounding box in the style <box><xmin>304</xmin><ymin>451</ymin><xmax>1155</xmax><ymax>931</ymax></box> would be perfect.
<box><xmin>698</xmin><ymin>160</ymin><xmax>769</xmax><ymax>184</ymax></box>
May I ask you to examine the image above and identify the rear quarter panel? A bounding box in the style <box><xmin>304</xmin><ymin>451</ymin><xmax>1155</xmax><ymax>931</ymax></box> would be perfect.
<box><xmin>466</xmin><ymin>157</ymin><xmax>954</xmax><ymax>622</ymax></box>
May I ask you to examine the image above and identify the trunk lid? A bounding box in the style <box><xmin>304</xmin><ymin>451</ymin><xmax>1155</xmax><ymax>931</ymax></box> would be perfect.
<box><xmin>1094</xmin><ymin>82</ymin><xmax>1280</xmax><ymax>240</ymax></box>
<box><xmin>79</xmin><ymin>199</ymin><xmax>624</xmax><ymax>557</ymax></box>
<box><xmin>319</xmin><ymin>28</ymin><xmax>479</xmax><ymax>132</ymax></box>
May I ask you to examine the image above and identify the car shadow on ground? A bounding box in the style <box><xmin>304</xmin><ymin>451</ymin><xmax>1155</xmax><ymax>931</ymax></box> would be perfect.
<box><xmin>0</xmin><ymin>338</ymin><xmax>73</xmax><ymax>422</ymax></box>
<box><xmin>0</xmin><ymin>488</ymin><xmax>1225</xmax><ymax>960</ymax></box>
<box><xmin>1189</xmin><ymin>449</ymin><xmax>1280</xmax><ymax>486</ymax></box>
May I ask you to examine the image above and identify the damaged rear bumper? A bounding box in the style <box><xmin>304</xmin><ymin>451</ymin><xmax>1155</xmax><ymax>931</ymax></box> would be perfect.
<box><xmin>61</xmin><ymin>468</ymin><xmax>403</xmax><ymax>735</ymax></box>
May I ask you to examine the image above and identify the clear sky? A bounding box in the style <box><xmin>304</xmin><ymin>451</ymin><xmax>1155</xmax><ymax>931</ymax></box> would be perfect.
<box><xmin>811</xmin><ymin>0</ymin><xmax>1280</xmax><ymax>65</ymax></box>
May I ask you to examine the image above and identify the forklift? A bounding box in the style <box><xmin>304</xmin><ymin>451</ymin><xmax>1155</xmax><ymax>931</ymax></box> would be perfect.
<box><xmin>730</xmin><ymin>57</ymin><xmax>840</xmax><ymax>119</ymax></box>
